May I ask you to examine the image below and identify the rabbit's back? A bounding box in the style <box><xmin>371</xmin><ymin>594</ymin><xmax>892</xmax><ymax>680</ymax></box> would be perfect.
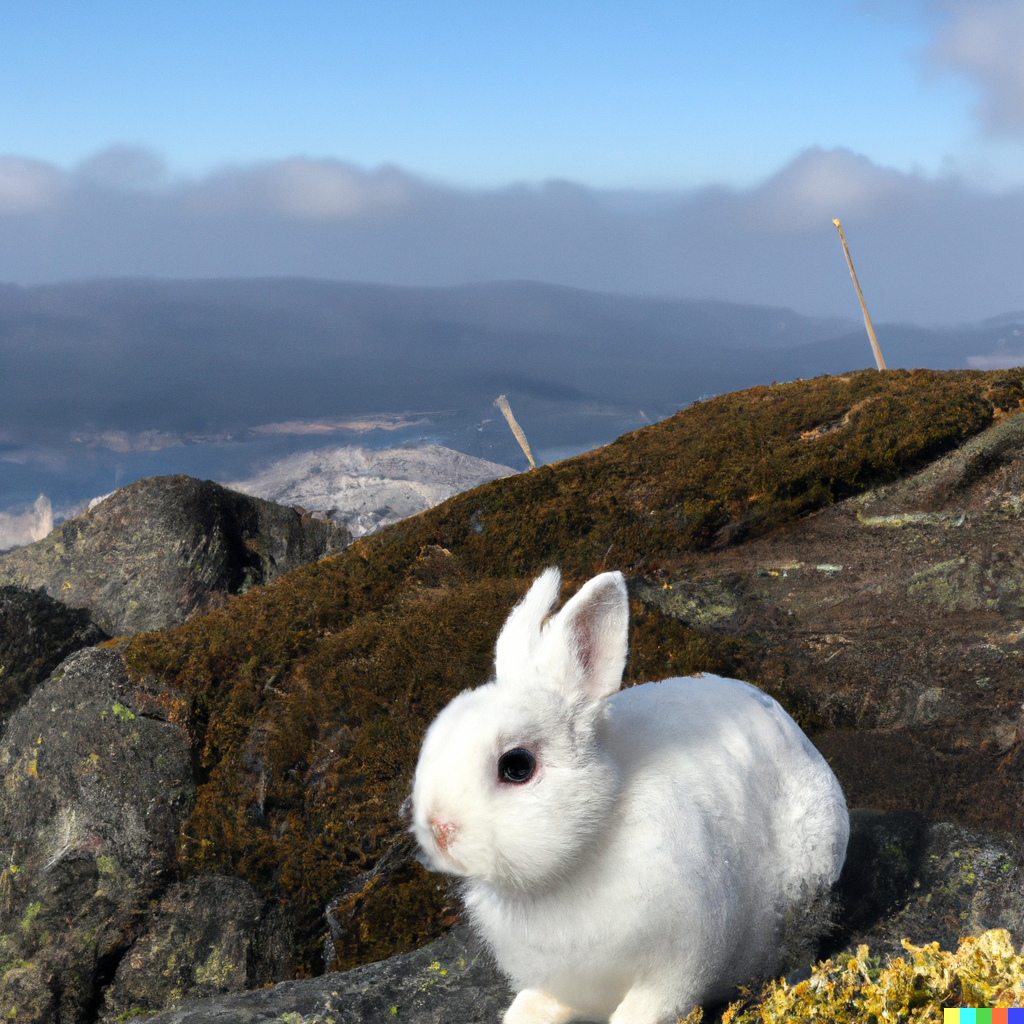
<box><xmin>607</xmin><ymin>675</ymin><xmax>847</xmax><ymax>891</ymax></box>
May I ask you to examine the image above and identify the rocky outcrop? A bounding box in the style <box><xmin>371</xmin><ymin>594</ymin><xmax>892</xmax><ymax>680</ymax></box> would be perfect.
<box><xmin>98</xmin><ymin>875</ymin><xmax>292</xmax><ymax>1023</ymax></box>
<box><xmin>111</xmin><ymin>369</ymin><xmax>1024</xmax><ymax>977</ymax></box>
<box><xmin>829</xmin><ymin>810</ymin><xmax>1024</xmax><ymax>965</ymax></box>
<box><xmin>0</xmin><ymin>648</ymin><xmax>291</xmax><ymax>1024</ymax></box>
<box><xmin>0</xmin><ymin>647</ymin><xmax>194</xmax><ymax>1023</ymax></box>
<box><xmin>146</xmin><ymin>926</ymin><xmax>510</xmax><ymax>1024</ymax></box>
<box><xmin>0</xmin><ymin>476</ymin><xmax>350</xmax><ymax>635</ymax></box>
<box><xmin>0</xmin><ymin>585</ymin><xmax>108</xmax><ymax>723</ymax></box>
<box><xmin>628</xmin><ymin>402</ymin><xmax>1024</xmax><ymax>842</ymax></box>
<box><xmin>21</xmin><ymin>652</ymin><xmax>1022</xmax><ymax>1024</ymax></box>
<box><xmin>5</xmin><ymin>370</ymin><xmax>1024</xmax><ymax>1020</ymax></box>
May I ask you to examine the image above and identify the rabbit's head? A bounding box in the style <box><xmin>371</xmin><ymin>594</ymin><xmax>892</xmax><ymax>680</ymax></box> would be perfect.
<box><xmin>407</xmin><ymin>568</ymin><xmax>629</xmax><ymax>892</ymax></box>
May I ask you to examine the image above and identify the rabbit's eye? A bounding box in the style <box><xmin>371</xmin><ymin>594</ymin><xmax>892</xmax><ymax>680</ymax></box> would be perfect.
<box><xmin>498</xmin><ymin>748</ymin><xmax>535</xmax><ymax>784</ymax></box>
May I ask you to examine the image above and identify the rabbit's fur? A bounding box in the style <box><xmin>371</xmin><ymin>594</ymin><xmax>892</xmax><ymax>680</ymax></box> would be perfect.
<box><xmin>407</xmin><ymin>569</ymin><xmax>849</xmax><ymax>1024</ymax></box>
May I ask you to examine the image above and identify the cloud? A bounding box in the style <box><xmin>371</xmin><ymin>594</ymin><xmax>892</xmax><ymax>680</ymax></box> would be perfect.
<box><xmin>69</xmin><ymin>429</ymin><xmax>184</xmax><ymax>452</ymax></box>
<box><xmin>0</xmin><ymin>145</ymin><xmax>1023</xmax><ymax>322</ymax></box>
<box><xmin>751</xmin><ymin>148</ymin><xmax>909</xmax><ymax>231</ymax></box>
<box><xmin>930</xmin><ymin>0</ymin><xmax>1024</xmax><ymax>135</ymax></box>
<box><xmin>186</xmin><ymin>158</ymin><xmax>416</xmax><ymax>219</ymax></box>
<box><xmin>78</xmin><ymin>146</ymin><xmax>167</xmax><ymax>189</ymax></box>
<box><xmin>0</xmin><ymin>494</ymin><xmax>52</xmax><ymax>551</ymax></box>
<box><xmin>0</xmin><ymin>157</ymin><xmax>64</xmax><ymax>214</ymax></box>
<box><xmin>252</xmin><ymin>415</ymin><xmax>434</xmax><ymax>435</ymax></box>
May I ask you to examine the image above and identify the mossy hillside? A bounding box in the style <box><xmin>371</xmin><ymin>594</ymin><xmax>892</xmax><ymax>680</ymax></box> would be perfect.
<box><xmin>124</xmin><ymin>368</ymin><xmax>1015</xmax><ymax>975</ymax></box>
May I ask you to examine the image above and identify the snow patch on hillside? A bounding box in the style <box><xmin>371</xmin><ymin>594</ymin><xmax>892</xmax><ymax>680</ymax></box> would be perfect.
<box><xmin>225</xmin><ymin>444</ymin><xmax>516</xmax><ymax>539</ymax></box>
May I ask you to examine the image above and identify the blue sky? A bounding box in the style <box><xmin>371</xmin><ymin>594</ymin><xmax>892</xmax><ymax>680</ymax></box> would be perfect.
<box><xmin>2</xmin><ymin>1</ymin><xmax>1024</xmax><ymax>321</ymax></box>
<box><xmin>0</xmin><ymin>0</ymin><xmax>1014</xmax><ymax>189</ymax></box>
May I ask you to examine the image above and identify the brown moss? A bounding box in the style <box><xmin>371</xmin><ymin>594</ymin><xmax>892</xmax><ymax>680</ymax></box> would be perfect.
<box><xmin>123</xmin><ymin>368</ymin><xmax>1020</xmax><ymax>975</ymax></box>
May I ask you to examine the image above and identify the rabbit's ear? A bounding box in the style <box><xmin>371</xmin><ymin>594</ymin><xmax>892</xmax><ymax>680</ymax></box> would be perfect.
<box><xmin>549</xmin><ymin>571</ymin><xmax>628</xmax><ymax>701</ymax></box>
<box><xmin>495</xmin><ymin>567</ymin><xmax>562</xmax><ymax>677</ymax></box>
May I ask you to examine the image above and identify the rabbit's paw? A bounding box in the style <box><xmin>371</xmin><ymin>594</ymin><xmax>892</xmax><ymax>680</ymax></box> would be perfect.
<box><xmin>608</xmin><ymin>985</ymin><xmax>679</xmax><ymax>1024</ymax></box>
<box><xmin>503</xmin><ymin>989</ymin><xmax>576</xmax><ymax>1024</ymax></box>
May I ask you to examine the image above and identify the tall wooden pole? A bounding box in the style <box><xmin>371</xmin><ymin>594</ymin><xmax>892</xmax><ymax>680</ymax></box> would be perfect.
<box><xmin>832</xmin><ymin>218</ymin><xmax>886</xmax><ymax>371</ymax></box>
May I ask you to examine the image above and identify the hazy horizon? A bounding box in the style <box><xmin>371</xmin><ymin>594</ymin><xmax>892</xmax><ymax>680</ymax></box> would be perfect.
<box><xmin>2</xmin><ymin>145</ymin><xmax>1024</xmax><ymax>325</ymax></box>
<box><xmin>2</xmin><ymin>277</ymin><xmax>1022</xmax><ymax>542</ymax></box>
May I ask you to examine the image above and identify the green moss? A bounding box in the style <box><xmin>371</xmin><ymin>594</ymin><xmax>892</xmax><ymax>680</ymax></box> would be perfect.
<box><xmin>122</xmin><ymin>369</ymin><xmax>1020</xmax><ymax>976</ymax></box>
<box><xmin>114</xmin><ymin>1010</ymin><xmax>159</xmax><ymax>1023</ymax></box>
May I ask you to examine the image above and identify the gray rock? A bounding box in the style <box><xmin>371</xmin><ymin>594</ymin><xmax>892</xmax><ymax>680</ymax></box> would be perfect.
<box><xmin>831</xmin><ymin>809</ymin><xmax>1024</xmax><ymax>964</ymax></box>
<box><xmin>0</xmin><ymin>647</ymin><xmax>194</xmax><ymax>1024</ymax></box>
<box><xmin>0</xmin><ymin>475</ymin><xmax>351</xmax><ymax>636</ymax></box>
<box><xmin>146</xmin><ymin>926</ymin><xmax>513</xmax><ymax>1024</ymax></box>
<box><xmin>0</xmin><ymin>584</ymin><xmax>108</xmax><ymax>723</ymax></box>
<box><xmin>99</xmin><ymin>875</ymin><xmax>293</xmax><ymax>1024</ymax></box>
<box><xmin>628</xmin><ymin>575</ymin><xmax>739</xmax><ymax>627</ymax></box>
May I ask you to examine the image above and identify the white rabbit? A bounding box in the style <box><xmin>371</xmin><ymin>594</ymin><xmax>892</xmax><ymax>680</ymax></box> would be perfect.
<box><xmin>407</xmin><ymin>568</ymin><xmax>849</xmax><ymax>1024</ymax></box>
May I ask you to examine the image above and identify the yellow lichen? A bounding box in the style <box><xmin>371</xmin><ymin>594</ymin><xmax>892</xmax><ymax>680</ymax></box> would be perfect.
<box><xmin>720</xmin><ymin>929</ymin><xmax>1024</xmax><ymax>1023</ymax></box>
<box><xmin>95</xmin><ymin>855</ymin><xmax>117</xmax><ymax>876</ymax></box>
<box><xmin>194</xmin><ymin>942</ymin><xmax>237</xmax><ymax>990</ymax></box>
<box><xmin>112</xmin><ymin>703</ymin><xmax>135</xmax><ymax>722</ymax></box>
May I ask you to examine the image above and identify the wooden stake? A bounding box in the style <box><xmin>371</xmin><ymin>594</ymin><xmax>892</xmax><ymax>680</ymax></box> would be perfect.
<box><xmin>832</xmin><ymin>218</ymin><xmax>887</xmax><ymax>371</ymax></box>
<box><xmin>494</xmin><ymin>395</ymin><xmax>537</xmax><ymax>469</ymax></box>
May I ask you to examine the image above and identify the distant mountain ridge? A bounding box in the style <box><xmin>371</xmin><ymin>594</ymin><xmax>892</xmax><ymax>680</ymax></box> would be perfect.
<box><xmin>0</xmin><ymin>277</ymin><xmax>862</xmax><ymax>441</ymax></box>
<box><xmin>3</xmin><ymin>277</ymin><xmax>1023</xmax><ymax>516</ymax></box>
<box><xmin>3</xmin><ymin>278</ymin><xmax>1021</xmax><ymax>444</ymax></box>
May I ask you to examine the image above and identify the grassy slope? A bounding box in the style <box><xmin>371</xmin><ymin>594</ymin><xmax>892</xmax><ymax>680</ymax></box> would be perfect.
<box><xmin>124</xmin><ymin>368</ymin><xmax>1015</xmax><ymax>974</ymax></box>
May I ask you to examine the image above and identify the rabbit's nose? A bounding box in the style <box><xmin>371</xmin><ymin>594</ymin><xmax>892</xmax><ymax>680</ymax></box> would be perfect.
<box><xmin>430</xmin><ymin>817</ymin><xmax>459</xmax><ymax>852</ymax></box>
<box><xmin>399</xmin><ymin>796</ymin><xmax>413</xmax><ymax>824</ymax></box>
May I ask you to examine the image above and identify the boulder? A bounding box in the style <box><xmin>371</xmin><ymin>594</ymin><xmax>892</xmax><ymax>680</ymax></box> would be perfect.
<box><xmin>0</xmin><ymin>647</ymin><xmax>193</xmax><ymax>1023</ymax></box>
<box><xmin>0</xmin><ymin>585</ymin><xmax>108</xmax><ymax>723</ymax></box>
<box><xmin>99</xmin><ymin>875</ymin><xmax>292</xmax><ymax>1023</ymax></box>
<box><xmin>829</xmin><ymin>809</ymin><xmax>1024</xmax><ymax>964</ymax></box>
<box><xmin>0</xmin><ymin>647</ymin><xmax>297</xmax><ymax>1024</ymax></box>
<box><xmin>145</xmin><ymin>926</ymin><xmax>511</xmax><ymax>1024</ymax></box>
<box><xmin>0</xmin><ymin>475</ymin><xmax>350</xmax><ymax>636</ymax></box>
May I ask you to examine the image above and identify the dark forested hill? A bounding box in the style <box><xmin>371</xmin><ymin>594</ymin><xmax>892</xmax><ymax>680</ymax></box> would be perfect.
<box><xmin>4</xmin><ymin>278</ymin><xmax>1024</xmax><ymax>516</ymax></box>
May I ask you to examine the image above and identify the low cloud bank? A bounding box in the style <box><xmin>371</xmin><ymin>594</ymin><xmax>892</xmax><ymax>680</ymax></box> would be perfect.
<box><xmin>0</xmin><ymin>495</ymin><xmax>52</xmax><ymax>551</ymax></box>
<box><xmin>0</xmin><ymin>145</ymin><xmax>1023</xmax><ymax>323</ymax></box>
